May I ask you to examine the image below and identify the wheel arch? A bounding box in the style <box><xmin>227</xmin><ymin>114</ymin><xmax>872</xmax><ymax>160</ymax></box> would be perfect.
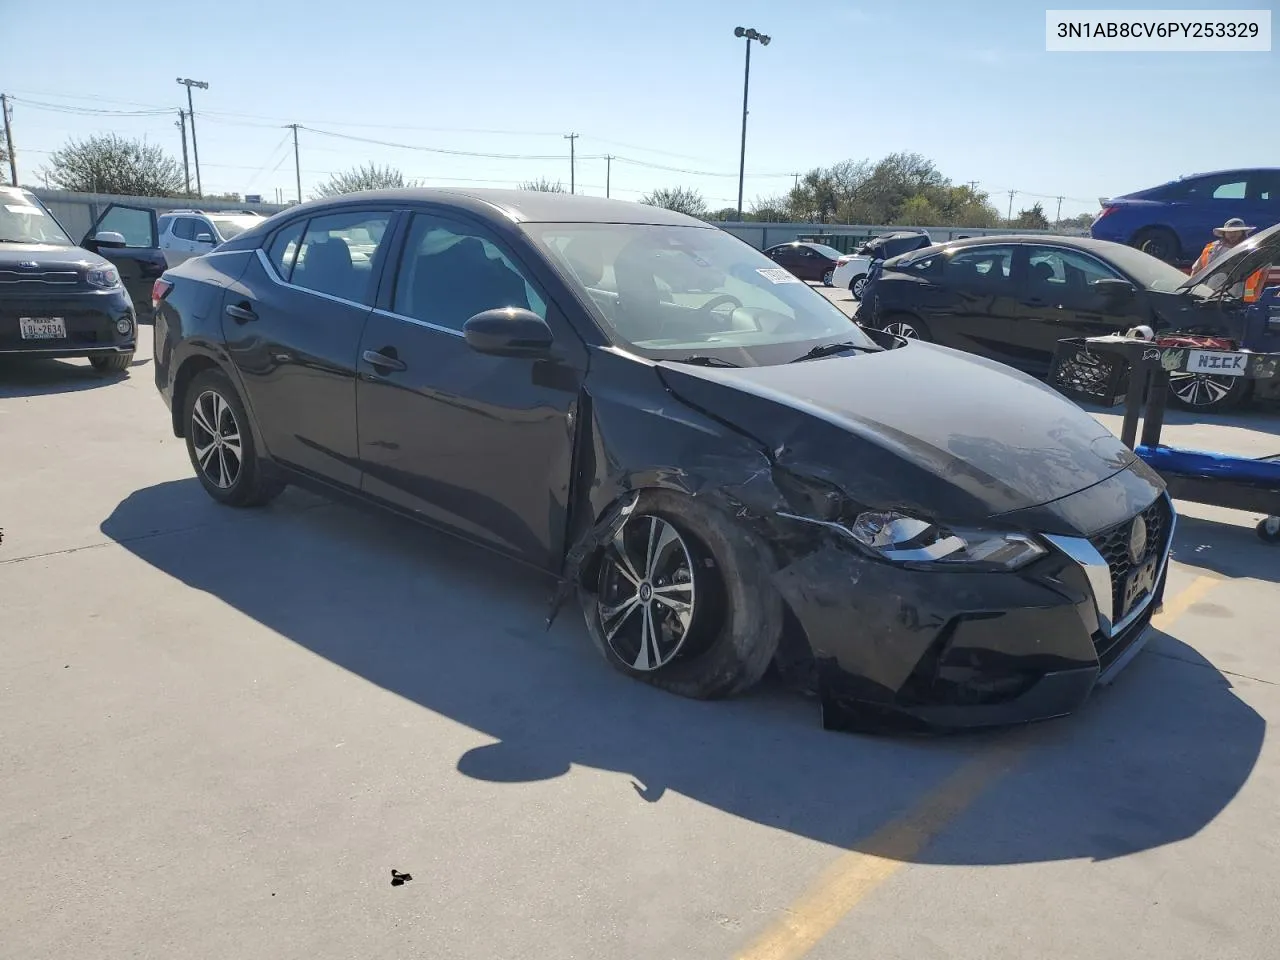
<box><xmin>169</xmin><ymin>352</ymin><xmax>271</xmax><ymax>463</ymax></box>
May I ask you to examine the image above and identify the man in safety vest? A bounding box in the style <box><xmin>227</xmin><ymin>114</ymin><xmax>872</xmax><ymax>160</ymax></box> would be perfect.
<box><xmin>1191</xmin><ymin>217</ymin><xmax>1269</xmax><ymax>303</ymax></box>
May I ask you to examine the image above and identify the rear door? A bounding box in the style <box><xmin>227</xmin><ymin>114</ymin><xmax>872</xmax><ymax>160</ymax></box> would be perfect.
<box><xmin>219</xmin><ymin>206</ymin><xmax>399</xmax><ymax>488</ymax></box>
<box><xmin>81</xmin><ymin>203</ymin><xmax>165</xmax><ymax>317</ymax></box>
<box><xmin>1013</xmin><ymin>245</ymin><xmax>1145</xmax><ymax>370</ymax></box>
<box><xmin>930</xmin><ymin>243</ymin><xmax>1025</xmax><ymax>365</ymax></box>
<box><xmin>1243</xmin><ymin>170</ymin><xmax>1280</xmax><ymax>233</ymax></box>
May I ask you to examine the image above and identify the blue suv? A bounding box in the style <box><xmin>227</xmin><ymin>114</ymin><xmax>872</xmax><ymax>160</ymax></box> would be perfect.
<box><xmin>1091</xmin><ymin>168</ymin><xmax>1280</xmax><ymax>267</ymax></box>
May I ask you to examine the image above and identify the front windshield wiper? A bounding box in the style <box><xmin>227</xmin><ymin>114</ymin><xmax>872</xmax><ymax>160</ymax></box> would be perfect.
<box><xmin>669</xmin><ymin>355</ymin><xmax>741</xmax><ymax>368</ymax></box>
<box><xmin>788</xmin><ymin>341</ymin><xmax>880</xmax><ymax>363</ymax></box>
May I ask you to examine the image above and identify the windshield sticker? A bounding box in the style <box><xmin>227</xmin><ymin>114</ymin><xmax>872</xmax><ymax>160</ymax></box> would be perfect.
<box><xmin>756</xmin><ymin>267</ymin><xmax>801</xmax><ymax>284</ymax></box>
<box><xmin>4</xmin><ymin>204</ymin><xmax>46</xmax><ymax>216</ymax></box>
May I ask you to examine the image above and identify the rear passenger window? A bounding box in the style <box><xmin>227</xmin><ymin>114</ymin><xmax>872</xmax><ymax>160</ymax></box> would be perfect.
<box><xmin>945</xmin><ymin>245</ymin><xmax>1015</xmax><ymax>288</ymax></box>
<box><xmin>289</xmin><ymin>211</ymin><xmax>392</xmax><ymax>305</ymax></box>
<box><xmin>392</xmin><ymin>214</ymin><xmax>547</xmax><ymax>332</ymax></box>
<box><xmin>266</xmin><ymin>221</ymin><xmax>306</xmax><ymax>281</ymax></box>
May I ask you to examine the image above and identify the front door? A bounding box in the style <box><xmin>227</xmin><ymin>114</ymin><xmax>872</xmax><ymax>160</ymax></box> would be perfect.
<box><xmin>933</xmin><ymin>243</ymin><xmax>1026</xmax><ymax>367</ymax></box>
<box><xmin>219</xmin><ymin>207</ymin><xmax>398</xmax><ymax>488</ymax></box>
<box><xmin>355</xmin><ymin>210</ymin><xmax>586</xmax><ymax>569</ymax></box>
<box><xmin>81</xmin><ymin>204</ymin><xmax>166</xmax><ymax>318</ymax></box>
<box><xmin>1014</xmin><ymin>245</ymin><xmax>1145</xmax><ymax>371</ymax></box>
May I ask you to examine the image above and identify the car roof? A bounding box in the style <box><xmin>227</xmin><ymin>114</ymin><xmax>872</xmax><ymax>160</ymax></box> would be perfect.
<box><xmin>914</xmin><ymin>234</ymin><xmax>1121</xmax><ymax>256</ymax></box>
<box><xmin>272</xmin><ymin>188</ymin><xmax>710</xmax><ymax>227</ymax></box>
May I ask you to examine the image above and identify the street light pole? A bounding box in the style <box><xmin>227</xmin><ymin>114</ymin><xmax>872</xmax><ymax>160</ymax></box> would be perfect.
<box><xmin>176</xmin><ymin>78</ymin><xmax>208</xmax><ymax>198</ymax></box>
<box><xmin>733</xmin><ymin>26</ymin><xmax>770</xmax><ymax>221</ymax></box>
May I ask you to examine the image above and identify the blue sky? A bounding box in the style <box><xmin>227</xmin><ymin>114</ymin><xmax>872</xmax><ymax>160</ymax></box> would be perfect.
<box><xmin>4</xmin><ymin>0</ymin><xmax>1277</xmax><ymax>218</ymax></box>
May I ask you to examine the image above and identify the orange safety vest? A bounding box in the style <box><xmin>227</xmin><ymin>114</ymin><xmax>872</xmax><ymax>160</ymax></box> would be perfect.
<box><xmin>1194</xmin><ymin>241</ymin><xmax>1268</xmax><ymax>303</ymax></box>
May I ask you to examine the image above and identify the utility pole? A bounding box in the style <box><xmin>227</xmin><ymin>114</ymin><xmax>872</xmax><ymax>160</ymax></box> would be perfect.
<box><xmin>1</xmin><ymin>94</ymin><xmax>17</xmax><ymax>187</ymax></box>
<box><xmin>1007</xmin><ymin>189</ymin><xmax>1016</xmax><ymax>224</ymax></box>
<box><xmin>967</xmin><ymin>180</ymin><xmax>979</xmax><ymax>193</ymax></box>
<box><xmin>175</xmin><ymin>110</ymin><xmax>191</xmax><ymax>197</ymax></box>
<box><xmin>176</xmin><ymin>78</ymin><xmax>208</xmax><ymax>198</ymax></box>
<box><xmin>792</xmin><ymin>172</ymin><xmax>801</xmax><ymax>192</ymax></box>
<box><xmin>288</xmin><ymin>124</ymin><xmax>301</xmax><ymax>203</ymax></box>
<box><xmin>564</xmin><ymin>133</ymin><xmax>578</xmax><ymax>194</ymax></box>
<box><xmin>1055</xmin><ymin>195</ymin><xmax>1064</xmax><ymax>222</ymax></box>
<box><xmin>604</xmin><ymin>154</ymin><xmax>612</xmax><ymax>198</ymax></box>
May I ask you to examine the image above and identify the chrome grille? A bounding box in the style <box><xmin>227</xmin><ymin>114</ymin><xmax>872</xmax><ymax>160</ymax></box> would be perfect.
<box><xmin>1088</xmin><ymin>496</ymin><xmax>1173</xmax><ymax>625</ymax></box>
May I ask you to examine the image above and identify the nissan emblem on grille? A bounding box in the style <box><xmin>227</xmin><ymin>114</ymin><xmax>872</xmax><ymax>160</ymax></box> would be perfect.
<box><xmin>1127</xmin><ymin>515</ymin><xmax>1148</xmax><ymax>565</ymax></box>
<box><xmin>18</xmin><ymin>261</ymin><xmax>39</xmax><ymax>269</ymax></box>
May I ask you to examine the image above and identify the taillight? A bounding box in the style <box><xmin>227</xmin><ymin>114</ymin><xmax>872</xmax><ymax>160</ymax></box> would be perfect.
<box><xmin>151</xmin><ymin>278</ymin><xmax>173</xmax><ymax>309</ymax></box>
<box><xmin>1092</xmin><ymin>205</ymin><xmax>1117</xmax><ymax>224</ymax></box>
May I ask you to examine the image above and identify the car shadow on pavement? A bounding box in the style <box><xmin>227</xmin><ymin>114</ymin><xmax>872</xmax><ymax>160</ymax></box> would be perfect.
<box><xmin>100</xmin><ymin>479</ymin><xmax>1265</xmax><ymax>867</ymax></box>
<box><xmin>1170</xmin><ymin>513</ymin><xmax>1280</xmax><ymax>583</ymax></box>
<box><xmin>0</xmin><ymin>356</ymin><xmax>148</xmax><ymax>398</ymax></box>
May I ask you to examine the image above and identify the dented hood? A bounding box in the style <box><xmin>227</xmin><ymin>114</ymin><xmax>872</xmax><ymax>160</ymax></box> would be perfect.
<box><xmin>656</xmin><ymin>342</ymin><xmax>1137</xmax><ymax>524</ymax></box>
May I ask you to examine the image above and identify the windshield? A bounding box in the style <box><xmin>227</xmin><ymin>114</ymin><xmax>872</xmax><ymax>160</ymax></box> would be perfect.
<box><xmin>526</xmin><ymin>223</ymin><xmax>875</xmax><ymax>365</ymax></box>
<box><xmin>1096</xmin><ymin>241</ymin><xmax>1193</xmax><ymax>292</ymax></box>
<box><xmin>211</xmin><ymin>216</ymin><xmax>260</xmax><ymax>241</ymax></box>
<box><xmin>0</xmin><ymin>188</ymin><xmax>74</xmax><ymax>245</ymax></box>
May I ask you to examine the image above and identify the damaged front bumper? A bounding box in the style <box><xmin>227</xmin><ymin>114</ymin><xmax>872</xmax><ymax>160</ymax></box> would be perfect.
<box><xmin>773</xmin><ymin>492</ymin><xmax>1175</xmax><ymax>734</ymax></box>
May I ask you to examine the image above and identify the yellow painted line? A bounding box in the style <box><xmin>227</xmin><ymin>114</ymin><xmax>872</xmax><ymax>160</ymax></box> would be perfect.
<box><xmin>734</xmin><ymin>575</ymin><xmax>1221</xmax><ymax>960</ymax></box>
<box><xmin>1151</xmin><ymin>574</ymin><xmax>1221</xmax><ymax>631</ymax></box>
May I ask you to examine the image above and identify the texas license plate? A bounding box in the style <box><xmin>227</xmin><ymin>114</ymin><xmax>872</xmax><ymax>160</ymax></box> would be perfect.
<box><xmin>19</xmin><ymin>316</ymin><xmax>67</xmax><ymax>340</ymax></box>
<box><xmin>1185</xmin><ymin>349</ymin><xmax>1247</xmax><ymax>377</ymax></box>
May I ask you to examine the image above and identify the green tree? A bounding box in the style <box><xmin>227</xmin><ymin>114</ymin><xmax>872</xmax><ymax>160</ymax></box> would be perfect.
<box><xmin>747</xmin><ymin>194</ymin><xmax>791</xmax><ymax>221</ymax></box>
<box><xmin>1011</xmin><ymin>202</ymin><xmax>1050</xmax><ymax>229</ymax></box>
<box><xmin>518</xmin><ymin>177</ymin><xmax>566</xmax><ymax>192</ymax></box>
<box><xmin>312</xmin><ymin>163</ymin><xmax>405</xmax><ymax>199</ymax></box>
<box><xmin>42</xmin><ymin>134</ymin><xmax>185</xmax><ymax>196</ymax></box>
<box><xmin>708</xmin><ymin>206</ymin><xmax>741</xmax><ymax>221</ymax></box>
<box><xmin>1054</xmin><ymin>212</ymin><xmax>1096</xmax><ymax>231</ymax></box>
<box><xmin>640</xmin><ymin>186</ymin><xmax>707</xmax><ymax>218</ymax></box>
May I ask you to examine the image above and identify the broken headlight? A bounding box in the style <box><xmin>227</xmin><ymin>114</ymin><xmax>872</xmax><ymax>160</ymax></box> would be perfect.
<box><xmin>847</xmin><ymin>510</ymin><xmax>1046</xmax><ymax>571</ymax></box>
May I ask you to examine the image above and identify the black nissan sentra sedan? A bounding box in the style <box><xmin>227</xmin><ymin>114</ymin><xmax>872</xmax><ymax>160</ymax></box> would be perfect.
<box><xmin>152</xmin><ymin>189</ymin><xmax>1175</xmax><ymax>732</ymax></box>
<box><xmin>0</xmin><ymin>186</ymin><xmax>137</xmax><ymax>372</ymax></box>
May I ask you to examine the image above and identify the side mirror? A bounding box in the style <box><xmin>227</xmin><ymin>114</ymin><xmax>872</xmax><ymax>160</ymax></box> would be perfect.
<box><xmin>94</xmin><ymin>230</ymin><xmax>127</xmax><ymax>249</ymax></box>
<box><xmin>463</xmin><ymin>308</ymin><xmax>555</xmax><ymax>359</ymax></box>
<box><xmin>194</xmin><ymin>232</ymin><xmax>215</xmax><ymax>245</ymax></box>
<box><xmin>1093</xmin><ymin>278</ymin><xmax>1136</xmax><ymax>298</ymax></box>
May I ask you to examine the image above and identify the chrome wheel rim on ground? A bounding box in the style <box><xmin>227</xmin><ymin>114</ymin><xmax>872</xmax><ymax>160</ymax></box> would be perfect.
<box><xmin>851</xmin><ymin>277</ymin><xmax>866</xmax><ymax>298</ymax></box>
<box><xmin>1167</xmin><ymin>371</ymin><xmax>1235</xmax><ymax>407</ymax></box>
<box><xmin>190</xmin><ymin>389</ymin><xmax>243</xmax><ymax>489</ymax></box>
<box><xmin>597</xmin><ymin>516</ymin><xmax>697</xmax><ymax>672</ymax></box>
<box><xmin>822</xmin><ymin>270</ymin><xmax>833</xmax><ymax>285</ymax></box>
<box><xmin>884</xmin><ymin>321</ymin><xmax>919</xmax><ymax>339</ymax></box>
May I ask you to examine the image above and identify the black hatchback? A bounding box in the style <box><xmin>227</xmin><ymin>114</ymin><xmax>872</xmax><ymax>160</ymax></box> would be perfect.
<box><xmin>153</xmin><ymin>190</ymin><xmax>1175</xmax><ymax>732</ymax></box>
<box><xmin>0</xmin><ymin>186</ymin><xmax>137</xmax><ymax>373</ymax></box>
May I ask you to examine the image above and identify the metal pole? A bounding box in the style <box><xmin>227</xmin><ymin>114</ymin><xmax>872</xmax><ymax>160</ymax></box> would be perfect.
<box><xmin>605</xmin><ymin>155</ymin><xmax>612</xmax><ymax>198</ymax></box>
<box><xmin>736</xmin><ymin>37</ymin><xmax>751</xmax><ymax>220</ymax></box>
<box><xmin>186</xmin><ymin>85</ymin><xmax>201</xmax><ymax>198</ymax></box>
<box><xmin>176</xmin><ymin>110</ymin><xmax>191</xmax><ymax>197</ymax></box>
<box><xmin>290</xmin><ymin>124</ymin><xmax>301</xmax><ymax>202</ymax></box>
<box><xmin>1</xmin><ymin>94</ymin><xmax>18</xmax><ymax>187</ymax></box>
<box><xmin>564</xmin><ymin>133</ymin><xmax>578</xmax><ymax>194</ymax></box>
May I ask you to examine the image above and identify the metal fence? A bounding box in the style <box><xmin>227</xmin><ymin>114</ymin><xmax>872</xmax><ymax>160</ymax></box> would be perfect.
<box><xmin>25</xmin><ymin>188</ymin><xmax>1086</xmax><ymax>251</ymax></box>
<box><xmin>29</xmin><ymin>189</ymin><xmax>288</xmax><ymax>243</ymax></box>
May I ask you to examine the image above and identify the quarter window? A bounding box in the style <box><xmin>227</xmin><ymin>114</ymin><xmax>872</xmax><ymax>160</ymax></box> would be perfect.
<box><xmin>392</xmin><ymin>214</ymin><xmax>546</xmax><ymax>332</ymax></box>
<box><xmin>289</xmin><ymin>211</ymin><xmax>392</xmax><ymax>305</ymax></box>
<box><xmin>266</xmin><ymin>221</ymin><xmax>306</xmax><ymax>281</ymax></box>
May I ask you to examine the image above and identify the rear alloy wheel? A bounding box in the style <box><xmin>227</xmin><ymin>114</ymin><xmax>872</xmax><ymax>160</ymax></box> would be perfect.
<box><xmin>822</xmin><ymin>269</ymin><xmax>834</xmax><ymax>286</ymax></box>
<box><xmin>581</xmin><ymin>490</ymin><xmax>783</xmax><ymax>700</ymax></box>
<box><xmin>850</xmin><ymin>275</ymin><xmax>867</xmax><ymax>299</ymax></box>
<box><xmin>1166</xmin><ymin>371</ymin><xmax>1251</xmax><ymax>413</ymax></box>
<box><xmin>1257</xmin><ymin>516</ymin><xmax>1280</xmax><ymax>544</ymax></box>
<box><xmin>89</xmin><ymin>352</ymin><xmax>133</xmax><ymax>374</ymax></box>
<box><xmin>881</xmin><ymin>315</ymin><xmax>930</xmax><ymax>341</ymax></box>
<box><xmin>183</xmin><ymin>368</ymin><xmax>285</xmax><ymax>507</ymax></box>
<box><xmin>1132</xmin><ymin>227</ymin><xmax>1180</xmax><ymax>264</ymax></box>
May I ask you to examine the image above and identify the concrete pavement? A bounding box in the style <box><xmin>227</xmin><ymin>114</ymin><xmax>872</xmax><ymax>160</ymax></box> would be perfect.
<box><xmin>2</xmin><ymin>328</ymin><xmax>1278</xmax><ymax>960</ymax></box>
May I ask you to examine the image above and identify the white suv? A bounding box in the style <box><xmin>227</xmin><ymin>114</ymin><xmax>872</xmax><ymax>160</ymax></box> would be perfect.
<box><xmin>157</xmin><ymin>210</ymin><xmax>265</xmax><ymax>267</ymax></box>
